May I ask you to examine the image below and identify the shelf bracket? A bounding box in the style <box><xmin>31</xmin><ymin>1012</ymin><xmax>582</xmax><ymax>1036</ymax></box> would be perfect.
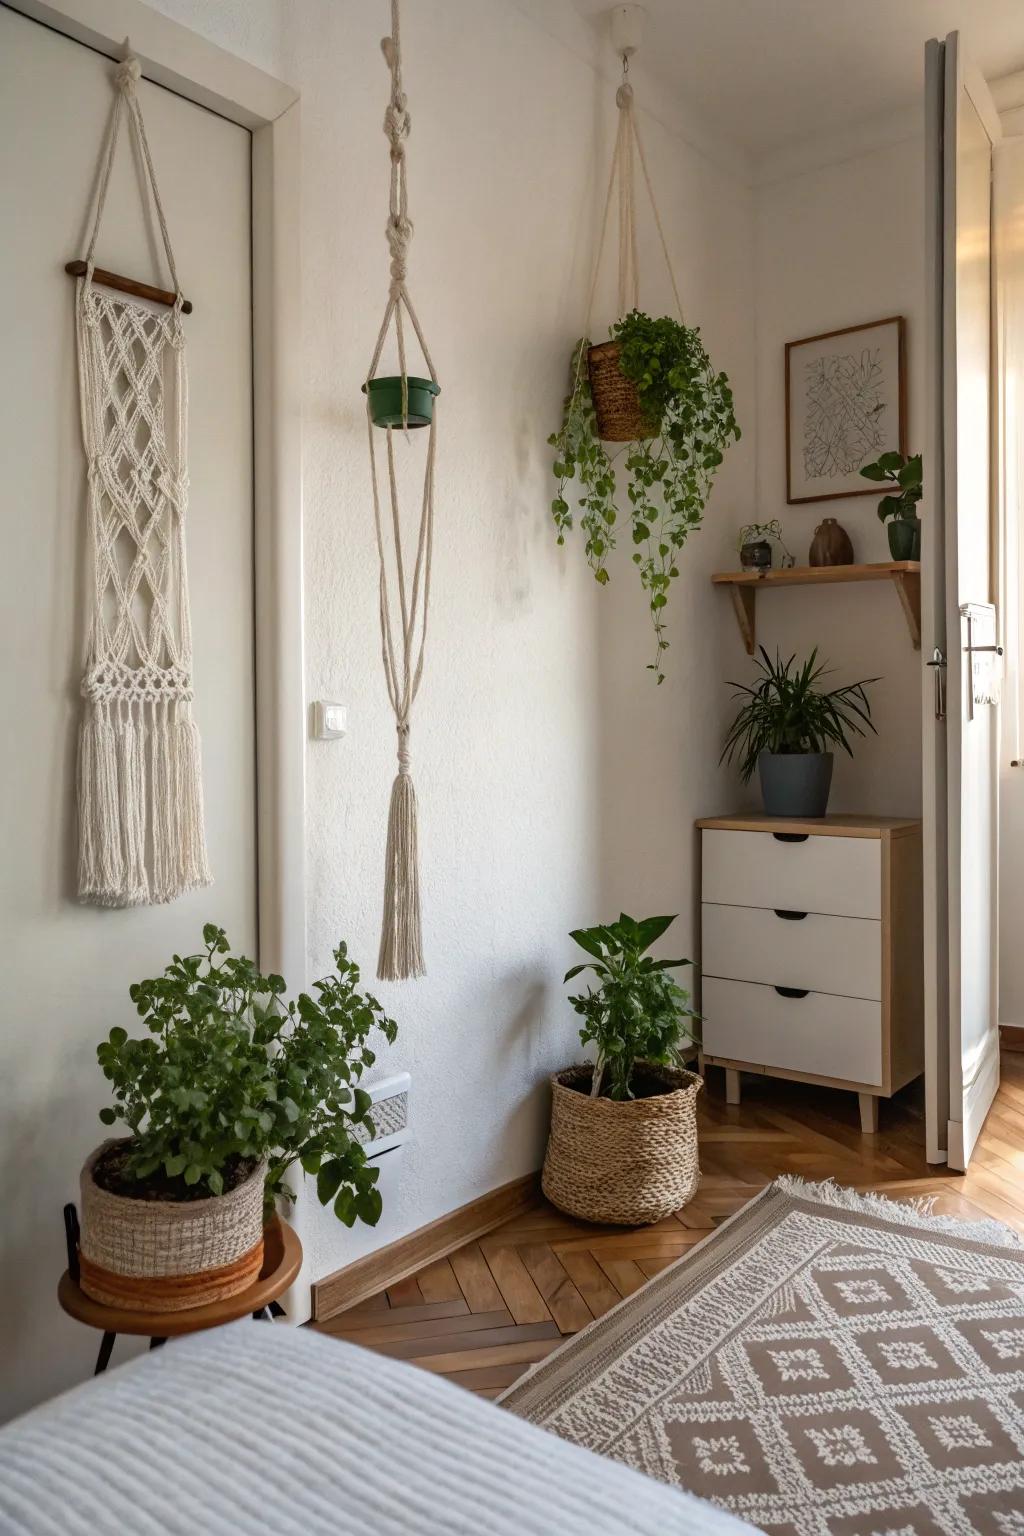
<box><xmin>890</xmin><ymin>569</ymin><xmax>921</xmax><ymax>649</ymax></box>
<box><xmin>730</xmin><ymin>584</ymin><xmax>756</xmax><ymax>656</ymax></box>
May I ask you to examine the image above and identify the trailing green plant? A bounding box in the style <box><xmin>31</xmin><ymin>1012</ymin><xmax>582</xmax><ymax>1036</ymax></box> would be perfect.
<box><xmin>859</xmin><ymin>450</ymin><xmax>922</xmax><ymax>524</ymax></box>
<box><xmin>95</xmin><ymin>925</ymin><xmax>398</xmax><ymax>1227</ymax></box>
<box><xmin>550</xmin><ymin>310</ymin><xmax>740</xmax><ymax>684</ymax></box>
<box><xmin>721</xmin><ymin>647</ymin><xmax>878</xmax><ymax>784</ymax></box>
<box><xmin>564</xmin><ymin>913</ymin><xmax>699</xmax><ymax>1102</ymax></box>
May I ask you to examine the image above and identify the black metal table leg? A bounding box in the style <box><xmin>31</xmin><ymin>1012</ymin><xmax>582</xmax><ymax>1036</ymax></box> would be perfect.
<box><xmin>94</xmin><ymin>1331</ymin><xmax>116</xmax><ymax>1374</ymax></box>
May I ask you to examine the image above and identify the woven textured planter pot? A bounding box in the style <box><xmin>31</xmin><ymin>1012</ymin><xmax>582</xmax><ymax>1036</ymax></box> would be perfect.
<box><xmin>78</xmin><ymin>1142</ymin><xmax>266</xmax><ymax>1312</ymax></box>
<box><xmin>542</xmin><ymin>1063</ymin><xmax>702</xmax><ymax>1225</ymax></box>
<box><xmin>587</xmin><ymin>341</ymin><xmax>657</xmax><ymax>442</ymax></box>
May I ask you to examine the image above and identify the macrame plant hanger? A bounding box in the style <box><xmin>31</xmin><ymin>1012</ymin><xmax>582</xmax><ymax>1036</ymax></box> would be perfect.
<box><xmin>365</xmin><ymin>0</ymin><xmax>439</xmax><ymax>982</ymax></box>
<box><xmin>574</xmin><ymin>44</ymin><xmax>685</xmax><ymax>392</ymax></box>
<box><xmin>71</xmin><ymin>56</ymin><xmax>210</xmax><ymax>908</ymax></box>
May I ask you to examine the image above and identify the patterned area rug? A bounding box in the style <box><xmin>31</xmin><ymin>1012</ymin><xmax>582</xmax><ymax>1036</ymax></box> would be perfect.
<box><xmin>500</xmin><ymin>1178</ymin><xmax>1024</xmax><ymax>1534</ymax></box>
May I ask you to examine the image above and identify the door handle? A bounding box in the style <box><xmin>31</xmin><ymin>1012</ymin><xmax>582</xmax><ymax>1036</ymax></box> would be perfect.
<box><xmin>772</xmin><ymin>833</ymin><xmax>809</xmax><ymax>843</ymax></box>
<box><xmin>774</xmin><ymin>909</ymin><xmax>807</xmax><ymax>921</ymax></box>
<box><xmin>774</xmin><ymin>985</ymin><xmax>809</xmax><ymax>998</ymax></box>
<box><xmin>927</xmin><ymin>648</ymin><xmax>947</xmax><ymax>721</ymax></box>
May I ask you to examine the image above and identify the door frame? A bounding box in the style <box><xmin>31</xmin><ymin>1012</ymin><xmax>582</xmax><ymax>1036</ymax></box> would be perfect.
<box><xmin>2</xmin><ymin>0</ymin><xmax>306</xmax><ymax>990</ymax></box>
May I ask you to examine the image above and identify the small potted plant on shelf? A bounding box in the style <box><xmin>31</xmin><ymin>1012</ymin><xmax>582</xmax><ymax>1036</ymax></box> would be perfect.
<box><xmin>550</xmin><ymin>310</ymin><xmax>740</xmax><ymax>684</ymax></box>
<box><xmin>721</xmin><ymin>647</ymin><xmax>878</xmax><ymax>818</ymax></box>
<box><xmin>736</xmin><ymin>518</ymin><xmax>794</xmax><ymax>572</ymax></box>
<box><xmin>79</xmin><ymin>924</ymin><xmax>397</xmax><ymax>1312</ymax></box>
<box><xmin>859</xmin><ymin>450</ymin><xmax>922</xmax><ymax>561</ymax></box>
<box><xmin>542</xmin><ymin>913</ymin><xmax>702</xmax><ymax>1226</ymax></box>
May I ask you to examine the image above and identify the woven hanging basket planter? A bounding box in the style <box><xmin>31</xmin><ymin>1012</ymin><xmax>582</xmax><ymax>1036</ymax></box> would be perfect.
<box><xmin>78</xmin><ymin>1141</ymin><xmax>266</xmax><ymax>1312</ymax></box>
<box><xmin>587</xmin><ymin>340</ymin><xmax>658</xmax><ymax>443</ymax></box>
<box><xmin>542</xmin><ymin>1063</ymin><xmax>702</xmax><ymax>1225</ymax></box>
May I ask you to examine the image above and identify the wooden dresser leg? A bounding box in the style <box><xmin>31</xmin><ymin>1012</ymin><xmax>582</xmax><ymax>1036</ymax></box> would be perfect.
<box><xmin>726</xmin><ymin>1069</ymin><xmax>742</xmax><ymax>1106</ymax></box>
<box><xmin>858</xmin><ymin>1093</ymin><xmax>879</xmax><ymax>1134</ymax></box>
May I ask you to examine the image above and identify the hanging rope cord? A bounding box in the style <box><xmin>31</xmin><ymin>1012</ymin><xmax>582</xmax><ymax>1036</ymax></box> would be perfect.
<box><xmin>570</xmin><ymin>61</ymin><xmax>685</xmax><ymax>407</ymax></box>
<box><xmin>366</xmin><ymin>0</ymin><xmax>438</xmax><ymax>981</ymax></box>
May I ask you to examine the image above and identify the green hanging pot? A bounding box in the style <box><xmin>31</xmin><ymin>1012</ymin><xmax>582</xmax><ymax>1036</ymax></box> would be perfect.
<box><xmin>887</xmin><ymin>517</ymin><xmax>921</xmax><ymax>562</ymax></box>
<box><xmin>362</xmin><ymin>375</ymin><xmax>440</xmax><ymax>429</ymax></box>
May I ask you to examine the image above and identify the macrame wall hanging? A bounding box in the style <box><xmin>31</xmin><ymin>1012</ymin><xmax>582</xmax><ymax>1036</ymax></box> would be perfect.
<box><xmin>365</xmin><ymin>0</ymin><xmax>440</xmax><ymax>981</ymax></box>
<box><xmin>70</xmin><ymin>57</ymin><xmax>210</xmax><ymax>907</ymax></box>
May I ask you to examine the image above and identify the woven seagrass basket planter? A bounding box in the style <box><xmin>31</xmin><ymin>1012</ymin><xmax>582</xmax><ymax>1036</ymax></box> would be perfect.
<box><xmin>78</xmin><ymin>1142</ymin><xmax>267</xmax><ymax>1312</ymax></box>
<box><xmin>587</xmin><ymin>340</ymin><xmax>658</xmax><ymax>443</ymax></box>
<box><xmin>542</xmin><ymin>1063</ymin><xmax>702</xmax><ymax>1225</ymax></box>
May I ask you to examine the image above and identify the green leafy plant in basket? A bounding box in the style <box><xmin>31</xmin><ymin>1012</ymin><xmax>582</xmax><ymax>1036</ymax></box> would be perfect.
<box><xmin>549</xmin><ymin>310</ymin><xmax>740</xmax><ymax>684</ymax></box>
<box><xmin>95</xmin><ymin>924</ymin><xmax>398</xmax><ymax>1228</ymax></box>
<box><xmin>860</xmin><ymin>450</ymin><xmax>922</xmax><ymax>561</ymax></box>
<box><xmin>564</xmin><ymin>913</ymin><xmax>700</xmax><ymax>1101</ymax></box>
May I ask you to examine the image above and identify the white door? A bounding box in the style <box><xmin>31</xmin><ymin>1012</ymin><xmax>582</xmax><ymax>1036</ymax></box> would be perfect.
<box><xmin>923</xmin><ymin>32</ymin><xmax>1001</xmax><ymax>1170</ymax></box>
<box><xmin>0</xmin><ymin>9</ymin><xmax>255</xmax><ymax>1419</ymax></box>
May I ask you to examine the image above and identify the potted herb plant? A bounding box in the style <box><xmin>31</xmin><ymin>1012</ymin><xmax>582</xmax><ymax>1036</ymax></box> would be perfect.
<box><xmin>550</xmin><ymin>310</ymin><xmax>740</xmax><ymax>684</ymax></box>
<box><xmin>860</xmin><ymin>450</ymin><xmax>922</xmax><ymax>561</ymax></box>
<box><xmin>721</xmin><ymin>648</ymin><xmax>878</xmax><ymax>818</ymax></box>
<box><xmin>542</xmin><ymin>914</ymin><xmax>702</xmax><ymax>1225</ymax></box>
<box><xmin>79</xmin><ymin>925</ymin><xmax>397</xmax><ymax>1312</ymax></box>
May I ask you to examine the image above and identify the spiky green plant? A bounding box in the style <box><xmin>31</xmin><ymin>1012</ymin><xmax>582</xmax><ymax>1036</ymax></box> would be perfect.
<box><xmin>721</xmin><ymin>648</ymin><xmax>878</xmax><ymax>784</ymax></box>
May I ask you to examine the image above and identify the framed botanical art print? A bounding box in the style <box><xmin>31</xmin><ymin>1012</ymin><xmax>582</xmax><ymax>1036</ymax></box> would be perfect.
<box><xmin>785</xmin><ymin>316</ymin><xmax>906</xmax><ymax>503</ymax></box>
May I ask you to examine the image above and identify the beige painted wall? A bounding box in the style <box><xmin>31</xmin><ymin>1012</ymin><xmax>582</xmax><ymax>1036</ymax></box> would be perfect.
<box><xmin>140</xmin><ymin>0</ymin><xmax>756</xmax><ymax>1292</ymax></box>
<box><xmin>751</xmin><ymin>137</ymin><xmax>926</xmax><ymax>818</ymax></box>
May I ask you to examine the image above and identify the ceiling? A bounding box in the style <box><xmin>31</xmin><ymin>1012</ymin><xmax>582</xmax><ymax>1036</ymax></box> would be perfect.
<box><xmin>570</xmin><ymin>0</ymin><xmax>1024</xmax><ymax>171</ymax></box>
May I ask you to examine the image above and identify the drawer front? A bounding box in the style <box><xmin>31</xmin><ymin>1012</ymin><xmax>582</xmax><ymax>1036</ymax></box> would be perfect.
<box><xmin>702</xmin><ymin>977</ymin><xmax>883</xmax><ymax>1086</ymax></box>
<box><xmin>702</xmin><ymin>903</ymin><xmax>881</xmax><ymax>1001</ymax></box>
<box><xmin>702</xmin><ymin>829</ymin><xmax>881</xmax><ymax>919</ymax></box>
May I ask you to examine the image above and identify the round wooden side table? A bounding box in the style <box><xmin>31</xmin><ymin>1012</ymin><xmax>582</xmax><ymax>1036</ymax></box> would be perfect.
<box><xmin>59</xmin><ymin>1208</ymin><xmax>302</xmax><ymax>1374</ymax></box>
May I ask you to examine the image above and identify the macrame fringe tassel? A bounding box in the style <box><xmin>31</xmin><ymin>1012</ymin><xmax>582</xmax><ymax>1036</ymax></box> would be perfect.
<box><xmin>78</xmin><ymin>699</ymin><xmax>211</xmax><ymax>908</ymax></box>
<box><xmin>173</xmin><ymin>709</ymin><xmax>212</xmax><ymax>893</ymax></box>
<box><xmin>377</xmin><ymin>770</ymin><xmax>424</xmax><ymax>981</ymax></box>
<box><xmin>78</xmin><ymin>701</ymin><xmax>123</xmax><ymax>903</ymax></box>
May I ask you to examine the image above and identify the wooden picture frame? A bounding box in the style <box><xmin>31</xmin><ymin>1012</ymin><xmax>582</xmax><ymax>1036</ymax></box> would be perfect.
<box><xmin>785</xmin><ymin>316</ymin><xmax>906</xmax><ymax>504</ymax></box>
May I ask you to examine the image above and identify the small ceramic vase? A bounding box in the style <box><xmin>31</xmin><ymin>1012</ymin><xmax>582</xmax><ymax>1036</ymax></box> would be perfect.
<box><xmin>808</xmin><ymin>517</ymin><xmax>854</xmax><ymax>566</ymax></box>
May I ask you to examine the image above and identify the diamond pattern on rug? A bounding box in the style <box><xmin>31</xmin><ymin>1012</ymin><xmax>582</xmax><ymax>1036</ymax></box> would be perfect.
<box><xmin>503</xmin><ymin>1184</ymin><xmax>1024</xmax><ymax>1534</ymax></box>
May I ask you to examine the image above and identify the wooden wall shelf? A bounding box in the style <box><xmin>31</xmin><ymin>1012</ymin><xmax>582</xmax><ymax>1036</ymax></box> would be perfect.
<box><xmin>712</xmin><ymin>561</ymin><xmax>921</xmax><ymax>655</ymax></box>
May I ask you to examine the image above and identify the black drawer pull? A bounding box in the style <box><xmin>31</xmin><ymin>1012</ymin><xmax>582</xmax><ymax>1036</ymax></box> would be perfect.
<box><xmin>773</xmin><ymin>832</ymin><xmax>809</xmax><ymax>843</ymax></box>
<box><xmin>774</xmin><ymin>985</ymin><xmax>809</xmax><ymax>999</ymax></box>
<box><xmin>774</xmin><ymin>909</ymin><xmax>807</xmax><ymax>921</ymax></box>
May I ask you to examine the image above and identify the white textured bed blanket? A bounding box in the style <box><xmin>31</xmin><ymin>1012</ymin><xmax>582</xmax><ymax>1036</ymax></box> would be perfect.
<box><xmin>0</xmin><ymin>1323</ymin><xmax>752</xmax><ymax>1534</ymax></box>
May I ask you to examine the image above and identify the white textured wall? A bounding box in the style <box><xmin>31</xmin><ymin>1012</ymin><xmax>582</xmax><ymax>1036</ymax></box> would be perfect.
<box><xmin>751</xmin><ymin>138</ymin><xmax>925</xmax><ymax>817</ymax></box>
<box><xmin>141</xmin><ymin>0</ymin><xmax>757</xmax><ymax>1292</ymax></box>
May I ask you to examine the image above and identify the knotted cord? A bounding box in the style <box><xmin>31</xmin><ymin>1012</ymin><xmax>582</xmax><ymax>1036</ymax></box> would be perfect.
<box><xmin>366</xmin><ymin>0</ymin><xmax>438</xmax><ymax>980</ymax></box>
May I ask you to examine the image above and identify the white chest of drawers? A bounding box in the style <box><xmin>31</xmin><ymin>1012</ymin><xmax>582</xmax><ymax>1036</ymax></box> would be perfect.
<box><xmin>697</xmin><ymin>814</ymin><xmax>924</xmax><ymax>1132</ymax></box>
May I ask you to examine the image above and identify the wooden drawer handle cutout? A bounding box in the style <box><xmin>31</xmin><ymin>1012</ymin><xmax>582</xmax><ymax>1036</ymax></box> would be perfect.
<box><xmin>774</xmin><ymin>985</ymin><xmax>809</xmax><ymax>999</ymax></box>
<box><xmin>772</xmin><ymin>833</ymin><xmax>809</xmax><ymax>844</ymax></box>
<box><xmin>774</xmin><ymin>909</ymin><xmax>807</xmax><ymax>921</ymax></box>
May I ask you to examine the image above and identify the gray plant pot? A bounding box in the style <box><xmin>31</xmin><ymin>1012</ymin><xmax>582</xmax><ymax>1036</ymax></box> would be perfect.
<box><xmin>758</xmin><ymin>752</ymin><xmax>834</xmax><ymax>818</ymax></box>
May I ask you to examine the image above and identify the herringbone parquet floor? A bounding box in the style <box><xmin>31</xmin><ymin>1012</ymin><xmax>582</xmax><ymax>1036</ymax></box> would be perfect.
<box><xmin>313</xmin><ymin>1055</ymin><xmax>1024</xmax><ymax>1398</ymax></box>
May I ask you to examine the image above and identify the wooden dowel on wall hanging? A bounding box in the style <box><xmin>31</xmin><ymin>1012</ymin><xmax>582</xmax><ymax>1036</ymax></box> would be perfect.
<box><xmin>64</xmin><ymin>261</ymin><xmax>193</xmax><ymax>315</ymax></box>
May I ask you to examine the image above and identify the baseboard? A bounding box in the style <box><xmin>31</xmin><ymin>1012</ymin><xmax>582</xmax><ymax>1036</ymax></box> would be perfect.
<box><xmin>1001</xmin><ymin>1025</ymin><xmax>1024</xmax><ymax>1052</ymax></box>
<box><xmin>310</xmin><ymin>1170</ymin><xmax>542</xmax><ymax>1322</ymax></box>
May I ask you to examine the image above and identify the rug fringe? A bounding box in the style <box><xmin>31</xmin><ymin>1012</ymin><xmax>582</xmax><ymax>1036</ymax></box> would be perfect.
<box><xmin>775</xmin><ymin>1174</ymin><xmax>1021</xmax><ymax>1247</ymax></box>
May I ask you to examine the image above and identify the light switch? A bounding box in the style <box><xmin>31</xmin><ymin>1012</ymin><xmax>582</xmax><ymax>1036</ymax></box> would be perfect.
<box><xmin>313</xmin><ymin>701</ymin><xmax>347</xmax><ymax>739</ymax></box>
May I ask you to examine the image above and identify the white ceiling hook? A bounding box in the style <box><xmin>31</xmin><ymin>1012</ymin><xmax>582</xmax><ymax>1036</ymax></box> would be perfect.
<box><xmin>609</xmin><ymin>4</ymin><xmax>646</xmax><ymax>62</ymax></box>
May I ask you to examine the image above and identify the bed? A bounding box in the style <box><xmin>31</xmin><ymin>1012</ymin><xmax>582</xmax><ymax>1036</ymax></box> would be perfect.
<box><xmin>0</xmin><ymin>1322</ymin><xmax>753</xmax><ymax>1534</ymax></box>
